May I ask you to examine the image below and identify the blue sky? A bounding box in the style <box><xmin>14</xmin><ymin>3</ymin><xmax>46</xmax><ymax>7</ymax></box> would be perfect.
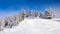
<box><xmin>0</xmin><ymin>0</ymin><xmax>60</xmax><ymax>19</ymax></box>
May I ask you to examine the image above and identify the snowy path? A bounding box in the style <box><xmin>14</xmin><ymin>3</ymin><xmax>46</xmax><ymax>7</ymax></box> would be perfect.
<box><xmin>0</xmin><ymin>18</ymin><xmax>60</xmax><ymax>34</ymax></box>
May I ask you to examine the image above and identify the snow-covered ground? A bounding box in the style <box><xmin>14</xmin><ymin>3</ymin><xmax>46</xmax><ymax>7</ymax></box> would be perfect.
<box><xmin>0</xmin><ymin>18</ymin><xmax>60</xmax><ymax>34</ymax></box>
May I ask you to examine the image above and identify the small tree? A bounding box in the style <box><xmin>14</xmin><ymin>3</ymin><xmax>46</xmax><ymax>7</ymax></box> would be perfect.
<box><xmin>44</xmin><ymin>8</ymin><xmax>55</xmax><ymax>19</ymax></box>
<box><xmin>32</xmin><ymin>10</ymin><xmax>38</xmax><ymax>18</ymax></box>
<box><xmin>0</xmin><ymin>19</ymin><xmax>6</xmax><ymax>30</ymax></box>
<box><xmin>33</xmin><ymin>11</ymin><xmax>38</xmax><ymax>17</ymax></box>
<box><xmin>4</xmin><ymin>17</ymin><xmax>13</xmax><ymax>28</ymax></box>
<box><xmin>44</xmin><ymin>10</ymin><xmax>51</xmax><ymax>19</ymax></box>
<box><xmin>19</xmin><ymin>9</ymin><xmax>25</xmax><ymax>22</ymax></box>
<box><xmin>0</xmin><ymin>19</ymin><xmax>3</xmax><ymax>31</ymax></box>
<box><xmin>15</xmin><ymin>13</ymin><xmax>20</xmax><ymax>22</ymax></box>
<box><xmin>49</xmin><ymin>9</ymin><xmax>55</xmax><ymax>18</ymax></box>
<box><xmin>26</xmin><ymin>10</ymin><xmax>32</xmax><ymax>17</ymax></box>
<box><xmin>39</xmin><ymin>13</ymin><xmax>44</xmax><ymax>18</ymax></box>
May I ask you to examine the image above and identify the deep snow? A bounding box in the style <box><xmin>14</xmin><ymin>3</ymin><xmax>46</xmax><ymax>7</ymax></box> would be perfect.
<box><xmin>0</xmin><ymin>18</ymin><xmax>60</xmax><ymax>34</ymax></box>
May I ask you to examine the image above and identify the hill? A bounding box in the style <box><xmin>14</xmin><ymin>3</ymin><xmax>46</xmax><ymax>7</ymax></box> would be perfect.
<box><xmin>0</xmin><ymin>18</ymin><xmax>60</xmax><ymax>34</ymax></box>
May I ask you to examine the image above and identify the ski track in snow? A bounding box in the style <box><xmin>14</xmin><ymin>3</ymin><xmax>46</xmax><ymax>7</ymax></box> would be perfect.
<box><xmin>0</xmin><ymin>18</ymin><xmax>60</xmax><ymax>34</ymax></box>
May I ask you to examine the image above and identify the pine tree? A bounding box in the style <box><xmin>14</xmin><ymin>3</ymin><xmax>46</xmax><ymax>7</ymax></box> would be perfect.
<box><xmin>19</xmin><ymin>9</ymin><xmax>25</xmax><ymax>22</ymax></box>
<box><xmin>44</xmin><ymin>9</ymin><xmax>51</xmax><ymax>19</ymax></box>
<box><xmin>4</xmin><ymin>17</ymin><xmax>13</xmax><ymax>28</ymax></box>
<box><xmin>44</xmin><ymin>8</ymin><xmax>55</xmax><ymax>19</ymax></box>
<box><xmin>0</xmin><ymin>19</ymin><xmax>6</xmax><ymax>30</ymax></box>
<box><xmin>26</xmin><ymin>10</ymin><xmax>32</xmax><ymax>17</ymax></box>
<box><xmin>32</xmin><ymin>10</ymin><xmax>38</xmax><ymax>18</ymax></box>
<box><xmin>49</xmin><ymin>8</ymin><xmax>55</xmax><ymax>18</ymax></box>
<box><xmin>14</xmin><ymin>13</ymin><xmax>20</xmax><ymax>25</ymax></box>
<box><xmin>34</xmin><ymin>11</ymin><xmax>38</xmax><ymax>17</ymax></box>
<box><xmin>0</xmin><ymin>19</ymin><xmax>3</xmax><ymax>31</ymax></box>
<box><xmin>39</xmin><ymin>13</ymin><xmax>44</xmax><ymax>18</ymax></box>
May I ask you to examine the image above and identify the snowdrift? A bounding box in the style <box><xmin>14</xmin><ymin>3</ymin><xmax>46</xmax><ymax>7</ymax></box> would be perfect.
<box><xmin>0</xmin><ymin>18</ymin><xmax>60</xmax><ymax>34</ymax></box>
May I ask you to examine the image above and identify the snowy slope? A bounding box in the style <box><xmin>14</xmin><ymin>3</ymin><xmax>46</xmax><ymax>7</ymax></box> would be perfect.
<box><xmin>0</xmin><ymin>18</ymin><xmax>60</xmax><ymax>34</ymax></box>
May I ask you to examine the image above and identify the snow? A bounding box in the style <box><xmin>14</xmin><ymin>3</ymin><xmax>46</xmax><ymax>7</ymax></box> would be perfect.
<box><xmin>0</xmin><ymin>18</ymin><xmax>60</xmax><ymax>34</ymax></box>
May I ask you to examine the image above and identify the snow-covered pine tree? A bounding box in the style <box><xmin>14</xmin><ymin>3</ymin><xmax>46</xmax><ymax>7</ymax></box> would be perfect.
<box><xmin>19</xmin><ymin>9</ymin><xmax>25</xmax><ymax>22</ymax></box>
<box><xmin>33</xmin><ymin>11</ymin><xmax>38</xmax><ymax>17</ymax></box>
<box><xmin>39</xmin><ymin>13</ymin><xmax>44</xmax><ymax>18</ymax></box>
<box><xmin>44</xmin><ymin>8</ymin><xmax>55</xmax><ymax>19</ymax></box>
<box><xmin>0</xmin><ymin>19</ymin><xmax>3</xmax><ymax>31</ymax></box>
<box><xmin>26</xmin><ymin>10</ymin><xmax>32</xmax><ymax>18</ymax></box>
<box><xmin>14</xmin><ymin>13</ymin><xmax>20</xmax><ymax>25</ymax></box>
<box><xmin>3</xmin><ymin>17</ymin><xmax>13</xmax><ymax>28</ymax></box>
<box><xmin>0</xmin><ymin>19</ymin><xmax>6</xmax><ymax>31</ymax></box>
<box><xmin>44</xmin><ymin>9</ymin><xmax>51</xmax><ymax>19</ymax></box>
<box><xmin>49</xmin><ymin>8</ymin><xmax>55</xmax><ymax>18</ymax></box>
<box><xmin>32</xmin><ymin>10</ymin><xmax>38</xmax><ymax>18</ymax></box>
